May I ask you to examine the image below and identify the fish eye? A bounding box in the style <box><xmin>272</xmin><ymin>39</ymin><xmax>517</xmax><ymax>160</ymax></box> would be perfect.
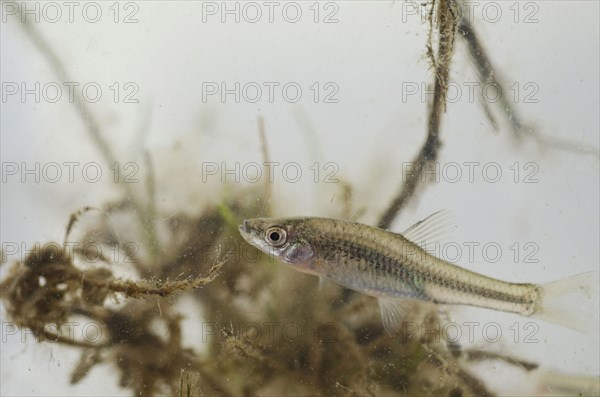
<box><xmin>265</xmin><ymin>226</ymin><xmax>287</xmax><ymax>247</ymax></box>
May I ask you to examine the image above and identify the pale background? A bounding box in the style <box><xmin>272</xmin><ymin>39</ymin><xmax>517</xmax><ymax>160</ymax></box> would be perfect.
<box><xmin>1</xmin><ymin>1</ymin><xmax>599</xmax><ymax>395</ymax></box>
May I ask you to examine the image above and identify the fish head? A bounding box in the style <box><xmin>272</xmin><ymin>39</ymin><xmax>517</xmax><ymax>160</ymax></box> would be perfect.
<box><xmin>239</xmin><ymin>218</ymin><xmax>317</xmax><ymax>275</ymax></box>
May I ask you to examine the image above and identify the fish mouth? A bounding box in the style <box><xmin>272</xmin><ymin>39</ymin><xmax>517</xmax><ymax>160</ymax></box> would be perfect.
<box><xmin>238</xmin><ymin>220</ymin><xmax>254</xmax><ymax>244</ymax></box>
<box><xmin>239</xmin><ymin>218</ymin><xmax>273</xmax><ymax>247</ymax></box>
<box><xmin>239</xmin><ymin>220</ymin><xmax>249</xmax><ymax>234</ymax></box>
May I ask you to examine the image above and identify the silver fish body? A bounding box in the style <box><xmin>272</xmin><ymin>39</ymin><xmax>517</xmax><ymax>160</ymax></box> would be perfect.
<box><xmin>239</xmin><ymin>215</ymin><xmax>596</xmax><ymax>333</ymax></box>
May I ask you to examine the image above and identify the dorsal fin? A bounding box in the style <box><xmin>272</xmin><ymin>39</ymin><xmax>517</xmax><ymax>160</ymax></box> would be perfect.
<box><xmin>401</xmin><ymin>210</ymin><xmax>456</xmax><ymax>250</ymax></box>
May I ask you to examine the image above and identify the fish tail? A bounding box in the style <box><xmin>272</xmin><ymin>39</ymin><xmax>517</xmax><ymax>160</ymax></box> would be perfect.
<box><xmin>531</xmin><ymin>272</ymin><xmax>599</xmax><ymax>332</ymax></box>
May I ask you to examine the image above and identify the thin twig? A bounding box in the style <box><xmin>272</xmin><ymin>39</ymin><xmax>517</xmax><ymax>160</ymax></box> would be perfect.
<box><xmin>143</xmin><ymin>150</ymin><xmax>160</xmax><ymax>260</ymax></box>
<box><xmin>18</xmin><ymin>15</ymin><xmax>118</xmax><ymax>168</ymax></box>
<box><xmin>35</xmin><ymin>325</ymin><xmax>110</xmax><ymax>349</ymax></box>
<box><xmin>17</xmin><ymin>8</ymin><xmax>162</xmax><ymax>256</ymax></box>
<box><xmin>103</xmin><ymin>258</ymin><xmax>226</xmax><ymax>298</ymax></box>
<box><xmin>456</xmin><ymin>14</ymin><xmax>524</xmax><ymax>136</ymax></box>
<box><xmin>378</xmin><ymin>0</ymin><xmax>458</xmax><ymax>229</ymax></box>
<box><xmin>258</xmin><ymin>116</ymin><xmax>272</xmax><ymax>214</ymax></box>
<box><xmin>463</xmin><ymin>349</ymin><xmax>539</xmax><ymax>372</ymax></box>
<box><xmin>457</xmin><ymin>11</ymin><xmax>599</xmax><ymax>158</ymax></box>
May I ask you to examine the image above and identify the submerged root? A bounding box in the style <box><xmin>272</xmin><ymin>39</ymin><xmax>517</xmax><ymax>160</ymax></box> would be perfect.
<box><xmin>378</xmin><ymin>0</ymin><xmax>458</xmax><ymax>229</ymax></box>
<box><xmin>2</xmin><ymin>197</ymin><xmax>537</xmax><ymax>396</ymax></box>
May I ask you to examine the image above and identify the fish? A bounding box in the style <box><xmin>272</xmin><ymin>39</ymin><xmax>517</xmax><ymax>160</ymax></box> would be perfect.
<box><xmin>238</xmin><ymin>212</ymin><xmax>598</xmax><ymax>335</ymax></box>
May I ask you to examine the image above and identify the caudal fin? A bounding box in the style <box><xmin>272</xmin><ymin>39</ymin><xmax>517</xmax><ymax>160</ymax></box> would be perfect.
<box><xmin>532</xmin><ymin>272</ymin><xmax>599</xmax><ymax>332</ymax></box>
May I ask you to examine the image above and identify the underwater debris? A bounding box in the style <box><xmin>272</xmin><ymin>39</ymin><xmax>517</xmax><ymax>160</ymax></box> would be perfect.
<box><xmin>3</xmin><ymin>1</ymin><xmax>598</xmax><ymax>396</ymax></box>
<box><xmin>4</xmin><ymin>192</ymin><xmax>558</xmax><ymax>396</ymax></box>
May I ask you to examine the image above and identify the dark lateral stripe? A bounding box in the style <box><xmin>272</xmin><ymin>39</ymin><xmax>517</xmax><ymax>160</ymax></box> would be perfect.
<box><xmin>318</xmin><ymin>235</ymin><xmax>534</xmax><ymax>306</ymax></box>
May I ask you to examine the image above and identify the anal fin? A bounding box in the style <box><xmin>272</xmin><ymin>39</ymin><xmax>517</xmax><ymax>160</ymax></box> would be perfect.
<box><xmin>379</xmin><ymin>297</ymin><xmax>440</xmax><ymax>336</ymax></box>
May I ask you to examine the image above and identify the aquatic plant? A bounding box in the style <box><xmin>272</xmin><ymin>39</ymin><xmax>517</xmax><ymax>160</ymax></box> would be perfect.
<box><xmin>2</xmin><ymin>1</ymin><xmax>598</xmax><ymax>396</ymax></box>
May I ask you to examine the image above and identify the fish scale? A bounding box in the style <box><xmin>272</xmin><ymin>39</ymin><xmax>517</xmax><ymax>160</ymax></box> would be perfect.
<box><xmin>239</xmin><ymin>214</ymin><xmax>597</xmax><ymax>334</ymax></box>
<box><xmin>300</xmin><ymin>218</ymin><xmax>539</xmax><ymax>312</ymax></box>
